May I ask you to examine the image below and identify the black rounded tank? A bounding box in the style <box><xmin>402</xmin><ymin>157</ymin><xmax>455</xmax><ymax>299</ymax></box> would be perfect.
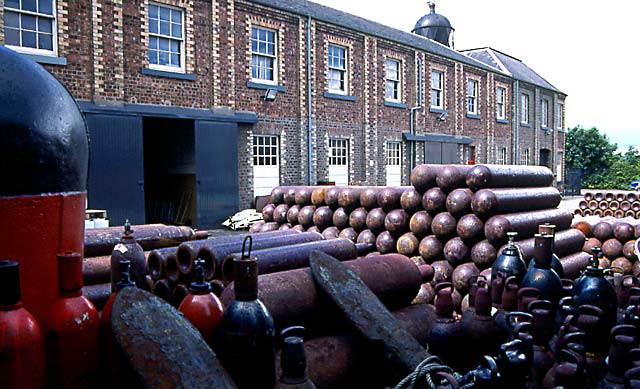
<box><xmin>0</xmin><ymin>46</ymin><xmax>88</xmax><ymax>196</ymax></box>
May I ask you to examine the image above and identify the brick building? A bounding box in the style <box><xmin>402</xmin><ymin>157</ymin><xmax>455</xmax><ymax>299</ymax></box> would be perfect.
<box><xmin>0</xmin><ymin>0</ymin><xmax>566</xmax><ymax>229</ymax></box>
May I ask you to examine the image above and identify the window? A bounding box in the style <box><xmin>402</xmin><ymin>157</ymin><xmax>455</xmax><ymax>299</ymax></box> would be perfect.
<box><xmin>385</xmin><ymin>59</ymin><xmax>400</xmax><ymax>101</ymax></box>
<box><xmin>496</xmin><ymin>87</ymin><xmax>506</xmax><ymax>120</ymax></box>
<box><xmin>3</xmin><ymin>0</ymin><xmax>56</xmax><ymax>54</ymax></box>
<box><xmin>251</xmin><ymin>26</ymin><xmax>276</xmax><ymax>82</ymax></box>
<box><xmin>253</xmin><ymin>135</ymin><xmax>279</xmax><ymax>166</ymax></box>
<box><xmin>431</xmin><ymin>70</ymin><xmax>444</xmax><ymax>109</ymax></box>
<box><xmin>541</xmin><ymin>98</ymin><xmax>549</xmax><ymax>128</ymax></box>
<box><xmin>521</xmin><ymin>94</ymin><xmax>529</xmax><ymax>124</ymax></box>
<box><xmin>327</xmin><ymin>44</ymin><xmax>347</xmax><ymax>93</ymax></box>
<box><xmin>148</xmin><ymin>3</ymin><xmax>184</xmax><ymax>71</ymax></box>
<box><xmin>520</xmin><ymin>148</ymin><xmax>530</xmax><ymax>165</ymax></box>
<box><xmin>467</xmin><ymin>80</ymin><xmax>478</xmax><ymax>114</ymax></box>
<box><xmin>329</xmin><ymin>138</ymin><xmax>348</xmax><ymax>166</ymax></box>
<box><xmin>386</xmin><ymin>142</ymin><xmax>401</xmax><ymax>166</ymax></box>
<box><xmin>496</xmin><ymin>147</ymin><xmax>507</xmax><ymax>165</ymax></box>
<box><xmin>556</xmin><ymin>103</ymin><xmax>564</xmax><ymax>130</ymax></box>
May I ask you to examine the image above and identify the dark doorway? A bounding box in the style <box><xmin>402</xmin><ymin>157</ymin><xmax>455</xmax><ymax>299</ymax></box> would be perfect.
<box><xmin>143</xmin><ymin>118</ymin><xmax>196</xmax><ymax>226</ymax></box>
<box><xmin>540</xmin><ymin>148</ymin><xmax>551</xmax><ymax>168</ymax></box>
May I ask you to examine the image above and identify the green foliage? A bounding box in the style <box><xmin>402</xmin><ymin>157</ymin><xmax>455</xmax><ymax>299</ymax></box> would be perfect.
<box><xmin>596</xmin><ymin>147</ymin><xmax>640</xmax><ymax>189</ymax></box>
<box><xmin>565</xmin><ymin>126</ymin><xmax>618</xmax><ymax>188</ymax></box>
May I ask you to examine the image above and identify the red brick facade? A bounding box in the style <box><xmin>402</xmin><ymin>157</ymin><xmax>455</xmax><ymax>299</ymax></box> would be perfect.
<box><xmin>1</xmin><ymin>0</ymin><xmax>566</xmax><ymax>210</ymax></box>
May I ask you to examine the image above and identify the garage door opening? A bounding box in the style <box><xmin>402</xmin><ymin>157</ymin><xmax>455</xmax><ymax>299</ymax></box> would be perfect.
<box><xmin>143</xmin><ymin>118</ymin><xmax>196</xmax><ymax>226</ymax></box>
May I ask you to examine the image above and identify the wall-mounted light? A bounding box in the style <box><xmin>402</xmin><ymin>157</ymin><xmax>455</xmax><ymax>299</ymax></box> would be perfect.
<box><xmin>438</xmin><ymin>111</ymin><xmax>448</xmax><ymax>121</ymax></box>
<box><xmin>263</xmin><ymin>88</ymin><xmax>278</xmax><ymax>101</ymax></box>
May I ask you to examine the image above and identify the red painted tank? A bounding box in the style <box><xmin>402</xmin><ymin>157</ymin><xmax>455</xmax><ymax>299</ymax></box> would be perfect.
<box><xmin>0</xmin><ymin>46</ymin><xmax>89</xmax><ymax>326</ymax></box>
<box><xmin>45</xmin><ymin>252</ymin><xmax>99</xmax><ymax>389</ymax></box>
<box><xmin>178</xmin><ymin>259</ymin><xmax>224</xmax><ymax>345</ymax></box>
<box><xmin>0</xmin><ymin>260</ymin><xmax>46</xmax><ymax>389</ymax></box>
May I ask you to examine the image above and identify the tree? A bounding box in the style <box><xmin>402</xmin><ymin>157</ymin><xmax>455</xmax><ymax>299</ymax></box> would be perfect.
<box><xmin>565</xmin><ymin>126</ymin><xmax>617</xmax><ymax>188</ymax></box>
<box><xmin>597</xmin><ymin>147</ymin><xmax>640</xmax><ymax>189</ymax></box>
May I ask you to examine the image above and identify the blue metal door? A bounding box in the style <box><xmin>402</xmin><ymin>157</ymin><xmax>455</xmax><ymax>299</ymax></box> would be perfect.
<box><xmin>85</xmin><ymin>114</ymin><xmax>145</xmax><ymax>226</ymax></box>
<box><xmin>195</xmin><ymin>121</ymin><xmax>239</xmax><ymax>229</ymax></box>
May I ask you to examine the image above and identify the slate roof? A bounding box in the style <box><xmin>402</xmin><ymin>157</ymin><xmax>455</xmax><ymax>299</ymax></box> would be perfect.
<box><xmin>247</xmin><ymin>0</ymin><xmax>504</xmax><ymax>75</ymax></box>
<box><xmin>463</xmin><ymin>47</ymin><xmax>564</xmax><ymax>94</ymax></box>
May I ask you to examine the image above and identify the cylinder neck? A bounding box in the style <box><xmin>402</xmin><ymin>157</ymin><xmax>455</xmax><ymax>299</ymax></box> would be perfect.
<box><xmin>533</xmin><ymin>234</ymin><xmax>553</xmax><ymax>268</ymax></box>
<box><xmin>280</xmin><ymin>336</ymin><xmax>308</xmax><ymax>384</ymax></box>
<box><xmin>189</xmin><ymin>258</ymin><xmax>212</xmax><ymax>294</ymax></box>
<box><xmin>0</xmin><ymin>259</ymin><xmax>21</xmax><ymax>306</ymax></box>
<box><xmin>57</xmin><ymin>251</ymin><xmax>83</xmax><ymax>294</ymax></box>
<box><xmin>234</xmin><ymin>257</ymin><xmax>258</xmax><ymax>301</ymax></box>
<box><xmin>115</xmin><ymin>259</ymin><xmax>135</xmax><ymax>291</ymax></box>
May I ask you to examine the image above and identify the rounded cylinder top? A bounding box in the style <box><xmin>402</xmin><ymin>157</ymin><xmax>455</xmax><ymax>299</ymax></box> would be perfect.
<box><xmin>0</xmin><ymin>46</ymin><xmax>88</xmax><ymax>196</ymax></box>
<box><xmin>57</xmin><ymin>251</ymin><xmax>83</xmax><ymax>293</ymax></box>
<box><xmin>0</xmin><ymin>259</ymin><xmax>21</xmax><ymax>306</ymax></box>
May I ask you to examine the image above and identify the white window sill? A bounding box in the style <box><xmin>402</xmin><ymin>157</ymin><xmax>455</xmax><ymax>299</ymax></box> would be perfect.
<box><xmin>4</xmin><ymin>46</ymin><xmax>67</xmax><ymax>66</ymax></box>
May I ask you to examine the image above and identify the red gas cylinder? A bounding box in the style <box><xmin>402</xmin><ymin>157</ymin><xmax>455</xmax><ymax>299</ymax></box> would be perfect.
<box><xmin>0</xmin><ymin>260</ymin><xmax>47</xmax><ymax>389</ymax></box>
<box><xmin>178</xmin><ymin>258</ymin><xmax>224</xmax><ymax>345</ymax></box>
<box><xmin>0</xmin><ymin>46</ymin><xmax>89</xmax><ymax>327</ymax></box>
<box><xmin>101</xmin><ymin>259</ymin><xmax>136</xmax><ymax>387</ymax></box>
<box><xmin>45</xmin><ymin>252</ymin><xmax>99</xmax><ymax>389</ymax></box>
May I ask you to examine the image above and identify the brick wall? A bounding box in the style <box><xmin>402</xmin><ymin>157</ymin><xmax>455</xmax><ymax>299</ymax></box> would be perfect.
<box><xmin>0</xmin><ymin>0</ymin><xmax>566</xmax><ymax>209</ymax></box>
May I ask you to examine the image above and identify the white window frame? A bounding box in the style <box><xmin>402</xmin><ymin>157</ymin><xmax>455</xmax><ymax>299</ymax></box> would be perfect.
<box><xmin>3</xmin><ymin>0</ymin><xmax>57</xmax><ymax>56</ymax></box>
<box><xmin>386</xmin><ymin>141</ymin><xmax>401</xmax><ymax>166</ymax></box>
<box><xmin>329</xmin><ymin>138</ymin><xmax>349</xmax><ymax>166</ymax></box>
<box><xmin>327</xmin><ymin>44</ymin><xmax>348</xmax><ymax>94</ymax></box>
<box><xmin>556</xmin><ymin>103</ymin><xmax>563</xmax><ymax>130</ymax></box>
<box><xmin>496</xmin><ymin>87</ymin><xmax>506</xmax><ymax>120</ymax></box>
<box><xmin>251</xmin><ymin>26</ymin><xmax>277</xmax><ymax>84</ymax></box>
<box><xmin>253</xmin><ymin>135</ymin><xmax>279</xmax><ymax>167</ymax></box>
<box><xmin>496</xmin><ymin>147</ymin><xmax>507</xmax><ymax>164</ymax></box>
<box><xmin>148</xmin><ymin>2</ymin><xmax>185</xmax><ymax>73</ymax></box>
<box><xmin>520</xmin><ymin>148</ymin><xmax>530</xmax><ymax>165</ymax></box>
<box><xmin>431</xmin><ymin>70</ymin><xmax>444</xmax><ymax>109</ymax></box>
<box><xmin>385</xmin><ymin>58</ymin><xmax>401</xmax><ymax>102</ymax></box>
<box><xmin>467</xmin><ymin>79</ymin><xmax>478</xmax><ymax>114</ymax></box>
<box><xmin>521</xmin><ymin>94</ymin><xmax>530</xmax><ymax>124</ymax></box>
<box><xmin>541</xmin><ymin>98</ymin><xmax>549</xmax><ymax>128</ymax></box>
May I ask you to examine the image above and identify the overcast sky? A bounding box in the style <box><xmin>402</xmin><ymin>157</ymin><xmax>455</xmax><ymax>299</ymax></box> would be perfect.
<box><xmin>310</xmin><ymin>0</ymin><xmax>640</xmax><ymax>149</ymax></box>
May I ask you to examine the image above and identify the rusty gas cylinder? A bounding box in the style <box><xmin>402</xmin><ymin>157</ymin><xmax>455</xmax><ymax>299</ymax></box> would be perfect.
<box><xmin>45</xmin><ymin>252</ymin><xmax>100</xmax><ymax>389</ymax></box>
<box><xmin>110</xmin><ymin>220</ymin><xmax>147</xmax><ymax>292</ymax></box>
<box><xmin>426</xmin><ymin>283</ymin><xmax>462</xmax><ymax>369</ymax></box>
<box><xmin>0</xmin><ymin>260</ymin><xmax>46</xmax><ymax>389</ymax></box>
<box><xmin>178</xmin><ymin>259</ymin><xmax>224</xmax><ymax>345</ymax></box>
<box><xmin>275</xmin><ymin>326</ymin><xmax>317</xmax><ymax>389</ymax></box>
<box><xmin>214</xmin><ymin>237</ymin><xmax>276</xmax><ymax>388</ymax></box>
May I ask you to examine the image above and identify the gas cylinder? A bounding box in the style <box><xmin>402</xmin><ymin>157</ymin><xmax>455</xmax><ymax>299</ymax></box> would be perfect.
<box><xmin>100</xmin><ymin>259</ymin><xmax>135</xmax><ymax>388</ymax></box>
<box><xmin>276</xmin><ymin>326</ymin><xmax>317</xmax><ymax>389</ymax></box>
<box><xmin>45</xmin><ymin>252</ymin><xmax>100</xmax><ymax>389</ymax></box>
<box><xmin>573</xmin><ymin>247</ymin><xmax>618</xmax><ymax>351</ymax></box>
<box><xmin>111</xmin><ymin>220</ymin><xmax>148</xmax><ymax>292</ymax></box>
<box><xmin>214</xmin><ymin>236</ymin><xmax>276</xmax><ymax>388</ymax></box>
<box><xmin>0</xmin><ymin>45</ymin><xmax>88</xmax><ymax>327</ymax></box>
<box><xmin>0</xmin><ymin>260</ymin><xmax>46</xmax><ymax>389</ymax></box>
<box><xmin>178</xmin><ymin>258</ymin><xmax>224</xmax><ymax>345</ymax></box>
<box><xmin>492</xmin><ymin>232</ymin><xmax>527</xmax><ymax>285</ymax></box>
<box><xmin>425</xmin><ymin>283</ymin><xmax>462</xmax><ymax>369</ymax></box>
<box><xmin>538</xmin><ymin>223</ymin><xmax>565</xmax><ymax>278</ymax></box>
<box><xmin>521</xmin><ymin>234</ymin><xmax>563</xmax><ymax>306</ymax></box>
<box><xmin>597</xmin><ymin>325</ymin><xmax>637</xmax><ymax>389</ymax></box>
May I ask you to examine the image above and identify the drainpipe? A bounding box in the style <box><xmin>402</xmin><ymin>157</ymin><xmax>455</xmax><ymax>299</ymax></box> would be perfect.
<box><xmin>306</xmin><ymin>15</ymin><xmax>313</xmax><ymax>185</ymax></box>
<box><xmin>513</xmin><ymin>79</ymin><xmax>519</xmax><ymax>163</ymax></box>
<box><xmin>409</xmin><ymin>58</ymin><xmax>423</xmax><ymax>172</ymax></box>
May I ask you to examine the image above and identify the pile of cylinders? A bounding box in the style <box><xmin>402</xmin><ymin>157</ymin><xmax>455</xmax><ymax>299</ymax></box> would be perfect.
<box><xmin>257</xmin><ymin>164</ymin><xmax>588</xmax><ymax>312</ymax></box>
<box><xmin>573</xmin><ymin>216</ymin><xmax>640</xmax><ymax>276</ymax></box>
<box><xmin>575</xmin><ymin>190</ymin><xmax>640</xmax><ymax>218</ymax></box>
<box><xmin>81</xmin><ymin>224</ymin><xmax>209</xmax><ymax>309</ymax></box>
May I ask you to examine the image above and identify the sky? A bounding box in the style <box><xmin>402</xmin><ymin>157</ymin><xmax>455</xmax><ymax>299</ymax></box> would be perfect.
<box><xmin>310</xmin><ymin>0</ymin><xmax>640</xmax><ymax>149</ymax></box>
